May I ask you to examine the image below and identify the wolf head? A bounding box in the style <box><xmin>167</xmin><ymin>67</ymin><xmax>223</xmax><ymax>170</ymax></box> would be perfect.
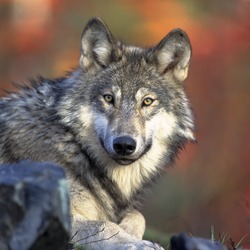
<box><xmin>63</xmin><ymin>17</ymin><xmax>194</xmax><ymax>169</ymax></box>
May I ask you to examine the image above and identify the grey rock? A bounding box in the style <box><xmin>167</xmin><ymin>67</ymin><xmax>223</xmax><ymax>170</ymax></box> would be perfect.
<box><xmin>0</xmin><ymin>161</ymin><xmax>71</xmax><ymax>250</ymax></box>
<box><xmin>170</xmin><ymin>233</ymin><xmax>227</xmax><ymax>250</ymax></box>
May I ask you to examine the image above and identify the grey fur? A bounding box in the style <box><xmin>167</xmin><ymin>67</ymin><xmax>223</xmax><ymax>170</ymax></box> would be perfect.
<box><xmin>0</xmin><ymin>17</ymin><xmax>194</xmax><ymax>249</ymax></box>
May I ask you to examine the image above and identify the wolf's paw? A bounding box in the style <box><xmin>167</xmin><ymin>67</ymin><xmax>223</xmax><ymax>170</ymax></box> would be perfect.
<box><xmin>119</xmin><ymin>210</ymin><xmax>146</xmax><ymax>240</ymax></box>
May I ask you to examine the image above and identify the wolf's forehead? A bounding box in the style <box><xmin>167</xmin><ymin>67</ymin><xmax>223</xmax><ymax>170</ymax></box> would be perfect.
<box><xmin>111</xmin><ymin>59</ymin><xmax>152</xmax><ymax>85</ymax></box>
<box><xmin>119</xmin><ymin>47</ymin><xmax>148</xmax><ymax>70</ymax></box>
<box><xmin>112</xmin><ymin>85</ymin><xmax>156</xmax><ymax>100</ymax></box>
<box><xmin>135</xmin><ymin>87</ymin><xmax>157</xmax><ymax>99</ymax></box>
<box><xmin>111</xmin><ymin>85</ymin><xmax>121</xmax><ymax>96</ymax></box>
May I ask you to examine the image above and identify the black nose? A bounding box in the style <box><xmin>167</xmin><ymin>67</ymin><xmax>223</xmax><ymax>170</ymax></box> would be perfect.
<box><xmin>113</xmin><ymin>136</ymin><xmax>136</xmax><ymax>156</ymax></box>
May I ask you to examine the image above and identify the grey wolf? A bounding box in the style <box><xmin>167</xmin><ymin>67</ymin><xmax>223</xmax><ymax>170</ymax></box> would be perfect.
<box><xmin>0</xmin><ymin>17</ymin><xmax>194</xmax><ymax>249</ymax></box>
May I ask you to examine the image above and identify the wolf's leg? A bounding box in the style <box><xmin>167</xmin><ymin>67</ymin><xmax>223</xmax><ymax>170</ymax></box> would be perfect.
<box><xmin>71</xmin><ymin>218</ymin><xmax>164</xmax><ymax>250</ymax></box>
<box><xmin>119</xmin><ymin>210</ymin><xmax>146</xmax><ymax>239</ymax></box>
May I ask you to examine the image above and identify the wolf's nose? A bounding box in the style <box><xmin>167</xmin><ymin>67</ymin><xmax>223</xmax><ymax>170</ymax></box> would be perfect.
<box><xmin>113</xmin><ymin>136</ymin><xmax>136</xmax><ymax>156</ymax></box>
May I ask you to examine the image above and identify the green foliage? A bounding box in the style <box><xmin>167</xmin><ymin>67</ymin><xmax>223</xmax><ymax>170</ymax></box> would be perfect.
<box><xmin>235</xmin><ymin>234</ymin><xmax>248</xmax><ymax>249</ymax></box>
<box><xmin>144</xmin><ymin>228</ymin><xmax>171</xmax><ymax>249</ymax></box>
<box><xmin>68</xmin><ymin>241</ymin><xmax>86</xmax><ymax>250</ymax></box>
<box><xmin>210</xmin><ymin>226</ymin><xmax>248</xmax><ymax>250</ymax></box>
<box><xmin>74</xmin><ymin>246</ymin><xmax>86</xmax><ymax>250</ymax></box>
<box><xmin>211</xmin><ymin>225</ymin><xmax>215</xmax><ymax>242</ymax></box>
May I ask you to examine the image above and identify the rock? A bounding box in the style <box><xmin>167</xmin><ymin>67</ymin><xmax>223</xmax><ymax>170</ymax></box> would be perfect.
<box><xmin>0</xmin><ymin>161</ymin><xmax>71</xmax><ymax>250</ymax></box>
<box><xmin>170</xmin><ymin>233</ymin><xmax>227</xmax><ymax>250</ymax></box>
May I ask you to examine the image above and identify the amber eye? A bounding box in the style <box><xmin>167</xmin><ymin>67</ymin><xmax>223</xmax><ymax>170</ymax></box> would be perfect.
<box><xmin>103</xmin><ymin>94</ymin><xmax>114</xmax><ymax>104</ymax></box>
<box><xmin>142</xmin><ymin>97</ymin><xmax>154</xmax><ymax>106</ymax></box>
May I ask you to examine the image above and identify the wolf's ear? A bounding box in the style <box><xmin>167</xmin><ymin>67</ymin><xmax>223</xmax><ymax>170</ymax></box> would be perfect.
<box><xmin>79</xmin><ymin>17</ymin><xmax>119</xmax><ymax>74</ymax></box>
<box><xmin>150</xmin><ymin>29</ymin><xmax>191</xmax><ymax>82</ymax></box>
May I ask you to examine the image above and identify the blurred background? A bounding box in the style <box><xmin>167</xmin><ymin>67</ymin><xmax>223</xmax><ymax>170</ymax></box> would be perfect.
<box><xmin>0</xmin><ymin>0</ymin><xmax>249</xmax><ymax>248</ymax></box>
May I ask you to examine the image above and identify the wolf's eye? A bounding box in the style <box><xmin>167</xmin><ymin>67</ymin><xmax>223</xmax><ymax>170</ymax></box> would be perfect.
<box><xmin>142</xmin><ymin>97</ymin><xmax>154</xmax><ymax>107</ymax></box>
<box><xmin>103</xmin><ymin>94</ymin><xmax>114</xmax><ymax>104</ymax></box>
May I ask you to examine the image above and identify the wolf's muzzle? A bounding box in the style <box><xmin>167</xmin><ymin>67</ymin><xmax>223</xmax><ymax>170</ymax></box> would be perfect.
<box><xmin>113</xmin><ymin>136</ymin><xmax>136</xmax><ymax>156</ymax></box>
